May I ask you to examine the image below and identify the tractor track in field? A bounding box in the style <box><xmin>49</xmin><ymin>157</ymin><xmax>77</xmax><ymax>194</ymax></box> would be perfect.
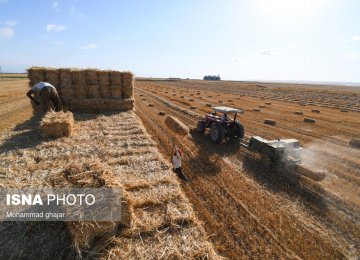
<box><xmin>136</xmin><ymin>87</ymin><xmax>360</xmax><ymax>224</ymax></box>
<box><xmin>134</xmin><ymin>86</ymin><xmax>357</xmax><ymax>259</ymax></box>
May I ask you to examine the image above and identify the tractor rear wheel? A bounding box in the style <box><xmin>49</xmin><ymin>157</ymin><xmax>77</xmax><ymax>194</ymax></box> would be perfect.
<box><xmin>210</xmin><ymin>123</ymin><xmax>225</xmax><ymax>144</ymax></box>
<box><xmin>235</xmin><ymin>122</ymin><xmax>245</xmax><ymax>139</ymax></box>
<box><xmin>197</xmin><ymin>120</ymin><xmax>206</xmax><ymax>134</ymax></box>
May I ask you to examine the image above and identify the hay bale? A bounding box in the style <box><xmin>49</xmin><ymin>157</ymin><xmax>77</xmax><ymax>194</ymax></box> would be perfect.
<box><xmin>294</xmin><ymin>111</ymin><xmax>304</xmax><ymax>115</ymax></box>
<box><xmin>122</xmin><ymin>72</ymin><xmax>134</xmax><ymax>98</ymax></box>
<box><xmin>259</xmin><ymin>105</ymin><xmax>266</xmax><ymax>108</ymax></box>
<box><xmin>85</xmin><ymin>69</ymin><xmax>99</xmax><ymax>85</ymax></box>
<box><xmin>109</xmin><ymin>71</ymin><xmax>122</xmax><ymax>85</ymax></box>
<box><xmin>349</xmin><ymin>138</ymin><xmax>360</xmax><ymax>149</ymax></box>
<box><xmin>311</xmin><ymin>109</ymin><xmax>320</xmax><ymax>113</ymax></box>
<box><xmin>59</xmin><ymin>68</ymin><xmax>72</xmax><ymax>85</ymax></box>
<box><xmin>304</xmin><ymin>117</ymin><xmax>316</xmax><ymax>123</ymax></box>
<box><xmin>102</xmin><ymin>99</ymin><xmax>134</xmax><ymax>112</ymax></box>
<box><xmin>158</xmin><ymin>111</ymin><xmax>166</xmax><ymax>116</ymax></box>
<box><xmin>88</xmin><ymin>85</ymin><xmax>100</xmax><ymax>98</ymax></box>
<box><xmin>228</xmin><ymin>99</ymin><xmax>233</xmax><ymax>102</ymax></box>
<box><xmin>264</xmin><ymin>119</ymin><xmax>276</xmax><ymax>125</ymax></box>
<box><xmin>27</xmin><ymin>67</ymin><xmax>46</xmax><ymax>86</ymax></box>
<box><xmin>265</xmin><ymin>102</ymin><xmax>272</xmax><ymax>105</ymax></box>
<box><xmin>72</xmin><ymin>85</ymin><xmax>87</xmax><ymax>98</ymax></box>
<box><xmin>165</xmin><ymin>116</ymin><xmax>189</xmax><ymax>136</ymax></box>
<box><xmin>59</xmin><ymin>85</ymin><xmax>74</xmax><ymax>99</ymax></box>
<box><xmin>67</xmin><ymin>99</ymin><xmax>104</xmax><ymax>113</ymax></box>
<box><xmin>110</xmin><ymin>85</ymin><xmax>122</xmax><ymax>98</ymax></box>
<box><xmin>71</xmin><ymin>70</ymin><xmax>87</xmax><ymax>85</ymax></box>
<box><xmin>45</xmin><ymin>68</ymin><xmax>59</xmax><ymax>87</ymax></box>
<box><xmin>98</xmin><ymin>70</ymin><xmax>110</xmax><ymax>86</ymax></box>
<box><xmin>49</xmin><ymin>162</ymin><xmax>133</xmax><ymax>252</ymax></box>
<box><xmin>99</xmin><ymin>85</ymin><xmax>111</xmax><ymax>98</ymax></box>
<box><xmin>41</xmin><ymin>111</ymin><xmax>74</xmax><ymax>138</ymax></box>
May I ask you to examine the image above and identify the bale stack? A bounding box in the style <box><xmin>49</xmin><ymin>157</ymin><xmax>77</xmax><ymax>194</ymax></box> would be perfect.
<box><xmin>48</xmin><ymin>161</ymin><xmax>133</xmax><ymax>253</ymax></box>
<box><xmin>27</xmin><ymin>67</ymin><xmax>134</xmax><ymax>113</ymax></box>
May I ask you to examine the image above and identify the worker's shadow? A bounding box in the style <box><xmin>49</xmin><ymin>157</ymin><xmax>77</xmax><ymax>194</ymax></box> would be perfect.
<box><xmin>0</xmin><ymin>115</ymin><xmax>43</xmax><ymax>153</ymax></box>
<box><xmin>241</xmin><ymin>154</ymin><xmax>329</xmax><ymax>217</ymax></box>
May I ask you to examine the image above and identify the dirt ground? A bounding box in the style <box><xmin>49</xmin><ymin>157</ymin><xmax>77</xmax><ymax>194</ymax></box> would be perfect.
<box><xmin>0</xmin><ymin>79</ymin><xmax>359</xmax><ymax>259</ymax></box>
<box><xmin>134</xmin><ymin>79</ymin><xmax>360</xmax><ymax>259</ymax></box>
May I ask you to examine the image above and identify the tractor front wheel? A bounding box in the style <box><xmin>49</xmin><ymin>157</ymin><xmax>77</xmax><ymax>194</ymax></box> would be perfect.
<box><xmin>197</xmin><ymin>120</ymin><xmax>206</xmax><ymax>134</ymax></box>
<box><xmin>210</xmin><ymin>123</ymin><xmax>225</xmax><ymax>144</ymax></box>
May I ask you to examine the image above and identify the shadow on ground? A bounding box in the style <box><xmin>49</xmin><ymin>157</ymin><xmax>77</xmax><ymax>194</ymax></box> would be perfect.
<box><xmin>0</xmin><ymin>221</ymin><xmax>77</xmax><ymax>259</ymax></box>
<box><xmin>0</xmin><ymin>115</ymin><xmax>43</xmax><ymax>153</ymax></box>
<box><xmin>241</xmin><ymin>153</ymin><xmax>329</xmax><ymax>217</ymax></box>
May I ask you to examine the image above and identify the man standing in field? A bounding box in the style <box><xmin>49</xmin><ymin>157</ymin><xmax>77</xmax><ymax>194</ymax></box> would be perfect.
<box><xmin>172</xmin><ymin>146</ymin><xmax>189</xmax><ymax>182</ymax></box>
<box><xmin>27</xmin><ymin>82</ymin><xmax>62</xmax><ymax>113</ymax></box>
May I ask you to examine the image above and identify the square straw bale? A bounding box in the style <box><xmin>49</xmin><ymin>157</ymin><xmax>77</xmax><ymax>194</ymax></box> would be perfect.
<box><xmin>98</xmin><ymin>70</ymin><xmax>111</xmax><ymax>86</ymax></box>
<box><xmin>122</xmin><ymin>72</ymin><xmax>134</xmax><ymax>98</ymax></box>
<box><xmin>85</xmin><ymin>69</ymin><xmax>99</xmax><ymax>85</ymax></box>
<box><xmin>110</xmin><ymin>85</ymin><xmax>122</xmax><ymax>98</ymax></box>
<box><xmin>102</xmin><ymin>99</ymin><xmax>134</xmax><ymax>112</ymax></box>
<box><xmin>45</xmin><ymin>68</ymin><xmax>59</xmax><ymax>87</ymax></box>
<box><xmin>58</xmin><ymin>68</ymin><xmax>72</xmax><ymax>85</ymax></box>
<box><xmin>27</xmin><ymin>66</ymin><xmax>46</xmax><ymax>86</ymax></box>
<box><xmin>99</xmin><ymin>85</ymin><xmax>112</xmax><ymax>98</ymax></box>
<box><xmin>72</xmin><ymin>84</ymin><xmax>87</xmax><ymax>98</ymax></box>
<box><xmin>109</xmin><ymin>71</ymin><xmax>122</xmax><ymax>85</ymax></box>
<box><xmin>41</xmin><ymin>110</ymin><xmax>74</xmax><ymax>138</ymax></box>
<box><xmin>71</xmin><ymin>69</ymin><xmax>87</xmax><ymax>85</ymax></box>
<box><xmin>88</xmin><ymin>85</ymin><xmax>100</xmax><ymax>98</ymax></box>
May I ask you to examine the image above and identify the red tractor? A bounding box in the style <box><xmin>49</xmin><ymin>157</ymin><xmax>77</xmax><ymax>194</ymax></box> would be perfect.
<box><xmin>197</xmin><ymin>106</ymin><xmax>245</xmax><ymax>144</ymax></box>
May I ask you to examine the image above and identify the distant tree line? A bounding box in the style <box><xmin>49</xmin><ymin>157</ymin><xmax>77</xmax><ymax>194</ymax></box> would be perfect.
<box><xmin>203</xmin><ymin>75</ymin><xmax>220</xmax><ymax>80</ymax></box>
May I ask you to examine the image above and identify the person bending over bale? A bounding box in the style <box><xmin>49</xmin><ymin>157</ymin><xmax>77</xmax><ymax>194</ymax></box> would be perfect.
<box><xmin>172</xmin><ymin>146</ymin><xmax>188</xmax><ymax>182</ymax></box>
<box><xmin>27</xmin><ymin>82</ymin><xmax>62</xmax><ymax>113</ymax></box>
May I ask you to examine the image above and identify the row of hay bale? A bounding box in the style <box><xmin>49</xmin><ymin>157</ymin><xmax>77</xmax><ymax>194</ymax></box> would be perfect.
<box><xmin>27</xmin><ymin>67</ymin><xmax>134</xmax><ymax>112</ymax></box>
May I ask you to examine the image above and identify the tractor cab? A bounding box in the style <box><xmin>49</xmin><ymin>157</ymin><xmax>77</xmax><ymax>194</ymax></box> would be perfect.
<box><xmin>206</xmin><ymin>106</ymin><xmax>244</xmax><ymax>124</ymax></box>
<box><xmin>198</xmin><ymin>106</ymin><xmax>245</xmax><ymax>143</ymax></box>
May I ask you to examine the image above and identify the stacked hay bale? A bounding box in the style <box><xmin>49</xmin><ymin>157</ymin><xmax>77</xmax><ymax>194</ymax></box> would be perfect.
<box><xmin>27</xmin><ymin>67</ymin><xmax>134</xmax><ymax>113</ymax></box>
<box><xmin>48</xmin><ymin>161</ymin><xmax>133</xmax><ymax>253</ymax></box>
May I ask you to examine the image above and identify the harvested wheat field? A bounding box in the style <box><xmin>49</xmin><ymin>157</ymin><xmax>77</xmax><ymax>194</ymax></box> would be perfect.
<box><xmin>133</xmin><ymin>79</ymin><xmax>360</xmax><ymax>259</ymax></box>
<box><xmin>1</xmin><ymin>78</ymin><xmax>360</xmax><ymax>259</ymax></box>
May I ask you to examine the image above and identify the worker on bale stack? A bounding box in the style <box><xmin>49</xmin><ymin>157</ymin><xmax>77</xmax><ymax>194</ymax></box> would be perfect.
<box><xmin>27</xmin><ymin>82</ymin><xmax>62</xmax><ymax>113</ymax></box>
<box><xmin>172</xmin><ymin>146</ymin><xmax>188</xmax><ymax>182</ymax></box>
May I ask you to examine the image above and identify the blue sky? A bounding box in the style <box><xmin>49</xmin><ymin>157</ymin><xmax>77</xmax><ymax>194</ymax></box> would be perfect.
<box><xmin>0</xmin><ymin>0</ymin><xmax>360</xmax><ymax>82</ymax></box>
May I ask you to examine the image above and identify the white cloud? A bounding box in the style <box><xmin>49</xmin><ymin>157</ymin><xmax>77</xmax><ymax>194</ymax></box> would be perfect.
<box><xmin>46</xmin><ymin>24</ymin><xmax>66</xmax><ymax>32</ymax></box>
<box><xmin>80</xmin><ymin>44</ymin><xmax>97</xmax><ymax>49</ymax></box>
<box><xmin>5</xmin><ymin>20</ymin><xmax>18</xmax><ymax>27</ymax></box>
<box><xmin>0</xmin><ymin>27</ymin><xmax>14</xmax><ymax>39</ymax></box>
<box><xmin>342</xmin><ymin>53</ymin><xmax>360</xmax><ymax>60</ymax></box>
<box><xmin>52</xmin><ymin>1</ymin><xmax>59</xmax><ymax>12</ymax></box>
<box><xmin>290</xmin><ymin>42</ymin><xmax>300</xmax><ymax>48</ymax></box>
<box><xmin>259</xmin><ymin>50</ymin><xmax>281</xmax><ymax>56</ymax></box>
<box><xmin>352</xmin><ymin>35</ymin><xmax>360</xmax><ymax>42</ymax></box>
